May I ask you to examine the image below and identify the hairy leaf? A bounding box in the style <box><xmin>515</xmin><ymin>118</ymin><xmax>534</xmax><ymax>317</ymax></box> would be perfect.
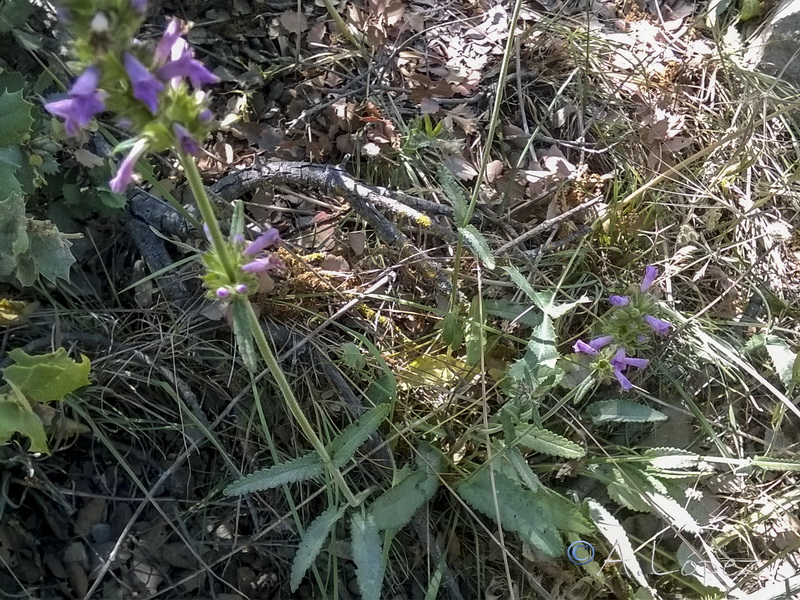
<box><xmin>0</xmin><ymin>383</ymin><xmax>47</xmax><ymax>453</ymax></box>
<box><xmin>21</xmin><ymin>221</ymin><xmax>76</xmax><ymax>284</ymax></box>
<box><xmin>327</xmin><ymin>403</ymin><xmax>390</xmax><ymax>468</ymax></box>
<box><xmin>0</xmin><ymin>88</ymin><xmax>32</xmax><ymax>145</ymax></box>
<box><xmin>585</xmin><ymin>399</ymin><xmax>668</xmax><ymax>424</ymax></box>
<box><xmin>368</xmin><ymin>446</ymin><xmax>442</xmax><ymax>530</ymax></box>
<box><xmin>440</xmin><ymin>311</ymin><xmax>464</xmax><ymax>350</ymax></box>
<box><xmin>231</xmin><ymin>301</ymin><xmax>258</xmax><ymax>372</ymax></box>
<box><xmin>224</xmin><ymin>453</ymin><xmax>325</xmax><ymax>495</ymax></box>
<box><xmin>457</xmin><ymin>469</ymin><xmax>562</xmax><ymax>557</ymax></box>
<box><xmin>0</xmin><ymin>191</ymin><xmax>27</xmax><ymax>278</ymax></box>
<box><xmin>351</xmin><ymin>511</ymin><xmax>384</xmax><ymax>600</ymax></box>
<box><xmin>366</xmin><ymin>372</ymin><xmax>396</xmax><ymax>405</ymax></box>
<box><xmin>514</xmin><ymin>425</ymin><xmax>585</xmax><ymax>459</ymax></box>
<box><xmin>587</xmin><ymin>498</ymin><xmax>652</xmax><ymax>591</ymax></box>
<box><xmin>290</xmin><ymin>503</ymin><xmax>347</xmax><ymax>591</ymax></box>
<box><xmin>3</xmin><ymin>348</ymin><xmax>90</xmax><ymax>402</ymax></box>
<box><xmin>459</xmin><ymin>225</ymin><xmax>495</xmax><ymax>270</ymax></box>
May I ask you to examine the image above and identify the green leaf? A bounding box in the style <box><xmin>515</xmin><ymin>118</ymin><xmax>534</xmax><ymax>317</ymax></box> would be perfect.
<box><xmin>752</xmin><ymin>456</ymin><xmax>800</xmax><ymax>471</ymax></box>
<box><xmin>21</xmin><ymin>220</ymin><xmax>76</xmax><ymax>284</ymax></box>
<box><xmin>365</xmin><ymin>372</ymin><xmax>396</xmax><ymax>405</ymax></box>
<box><xmin>437</xmin><ymin>163</ymin><xmax>468</xmax><ymax>226</ymax></box>
<box><xmin>290</xmin><ymin>503</ymin><xmax>347</xmax><ymax>592</ymax></box>
<box><xmin>457</xmin><ymin>470</ymin><xmax>563</xmax><ymax>557</ymax></box>
<box><xmin>340</xmin><ymin>342</ymin><xmax>366</xmax><ymax>370</ymax></box>
<box><xmin>0</xmin><ymin>384</ymin><xmax>48</xmax><ymax>453</ymax></box>
<box><xmin>587</xmin><ymin>498</ymin><xmax>653</xmax><ymax>591</ymax></box>
<box><xmin>440</xmin><ymin>311</ymin><xmax>463</xmax><ymax>350</ymax></box>
<box><xmin>231</xmin><ymin>300</ymin><xmax>258</xmax><ymax>372</ymax></box>
<box><xmin>514</xmin><ymin>425</ymin><xmax>585</xmax><ymax>459</ymax></box>
<box><xmin>483</xmin><ymin>300</ymin><xmax>542</xmax><ymax>328</ymax></box>
<box><xmin>0</xmin><ymin>89</ymin><xmax>32</xmax><ymax>146</ymax></box>
<box><xmin>368</xmin><ymin>446</ymin><xmax>442</xmax><ymax>530</ymax></box>
<box><xmin>585</xmin><ymin>399</ymin><xmax>668</xmax><ymax>424</ymax></box>
<box><xmin>459</xmin><ymin>225</ymin><xmax>495</xmax><ymax>270</ymax></box>
<box><xmin>746</xmin><ymin>334</ymin><xmax>798</xmax><ymax>391</ymax></box>
<box><xmin>642</xmin><ymin>448</ymin><xmax>715</xmax><ymax>478</ymax></box>
<box><xmin>605</xmin><ymin>466</ymin><xmax>651</xmax><ymax>513</ymax></box>
<box><xmin>502</xmin><ymin>265</ymin><xmax>538</xmax><ymax>301</ymax></box>
<box><xmin>327</xmin><ymin>403</ymin><xmax>390</xmax><ymax>468</ymax></box>
<box><xmin>501</xmin><ymin>265</ymin><xmax>585</xmax><ymax>319</ymax></box>
<box><xmin>0</xmin><ymin>191</ymin><xmax>26</xmax><ymax>278</ymax></box>
<box><xmin>465</xmin><ymin>296</ymin><xmax>485</xmax><ymax>366</ymax></box>
<box><xmin>739</xmin><ymin>0</ymin><xmax>761</xmax><ymax>20</ymax></box>
<box><xmin>223</xmin><ymin>453</ymin><xmax>325</xmax><ymax>495</ymax></box>
<box><xmin>501</xmin><ymin>445</ymin><xmax>542</xmax><ymax>492</ymax></box>
<box><xmin>3</xmin><ymin>347</ymin><xmax>91</xmax><ymax>402</ymax></box>
<box><xmin>351</xmin><ymin>511</ymin><xmax>385</xmax><ymax>600</ymax></box>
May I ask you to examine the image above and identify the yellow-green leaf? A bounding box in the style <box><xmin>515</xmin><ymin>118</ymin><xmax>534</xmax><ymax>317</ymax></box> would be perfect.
<box><xmin>3</xmin><ymin>347</ymin><xmax>91</xmax><ymax>402</ymax></box>
<box><xmin>0</xmin><ymin>384</ymin><xmax>48</xmax><ymax>453</ymax></box>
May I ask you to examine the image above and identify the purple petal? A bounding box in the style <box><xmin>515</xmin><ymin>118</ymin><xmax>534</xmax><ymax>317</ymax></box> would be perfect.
<box><xmin>234</xmin><ymin>283</ymin><xmax>248</xmax><ymax>294</ymax></box>
<box><xmin>155</xmin><ymin>18</ymin><xmax>183</xmax><ymax>64</ymax></box>
<box><xmin>45</xmin><ymin>66</ymin><xmax>105</xmax><ymax>135</ymax></box>
<box><xmin>610</xmin><ymin>347</ymin><xmax>628</xmax><ymax>371</ymax></box>
<box><xmin>131</xmin><ymin>0</ymin><xmax>147</xmax><ymax>14</ymax></box>
<box><xmin>45</xmin><ymin>98</ymin><xmax>81</xmax><ymax>135</ymax></box>
<box><xmin>173</xmin><ymin>123</ymin><xmax>200</xmax><ymax>154</ymax></box>
<box><xmin>640</xmin><ymin>265</ymin><xmax>658</xmax><ymax>292</ymax></box>
<box><xmin>589</xmin><ymin>335</ymin><xmax>614</xmax><ymax>350</ymax></box>
<box><xmin>243</xmin><ymin>228</ymin><xmax>281</xmax><ymax>256</ymax></box>
<box><xmin>242</xmin><ymin>256</ymin><xmax>283</xmax><ymax>273</ymax></box>
<box><xmin>216</xmin><ymin>287</ymin><xmax>230</xmax><ymax>299</ymax></box>
<box><xmin>199</xmin><ymin>108</ymin><xmax>213</xmax><ymax>123</ymax></box>
<box><xmin>124</xmin><ymin>53</ymin><xmax>164</xmax><ymax>114</ymax></box>
<box><xmin>644</xmin><ymin>315</ymin><xmax>671</xmax><ymax>336</ymax></box>
<box><xmin>109</xmin><ymin>139</ymin><xmax>148</xmax><ymax>194</ymax></box>
<box><xmin>573</xmin><ymin>340</ymin><xmax>599</xmax><ymax>355</ymax></box>
<box><xmin>609</xmin><ymin>295</ymin><xmax>630</xmax><ymax>307</ymax></box>
<box><xmin>613</xmin><ymin>367</ymin><xmax>633</xmax><ymax>391</ymax></box>
<box><xmin>157</xmin><ymin>49</ymin><xmax>220</xmax><ymax>88</ymax></box>
<box><xmin>70</xmin><ymin>66</ymin><xmax>102</xmax><ymax>97</ymax></box>
<box><xmin>624</xmin><ymin>356</ymin><xmax>649</xmax><ymax>369</ymax></box>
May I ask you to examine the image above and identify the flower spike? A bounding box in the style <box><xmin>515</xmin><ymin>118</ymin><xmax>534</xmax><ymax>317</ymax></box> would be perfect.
<box><xmin>640</xmin><ymin>265</ymin><xmax>658</xmax><ymax>292</ymax></box>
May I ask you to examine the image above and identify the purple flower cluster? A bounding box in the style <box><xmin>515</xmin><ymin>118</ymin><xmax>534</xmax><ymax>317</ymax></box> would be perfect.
<box><xmin>572</xmin><ymin>266</ymin><xmax>671</xmax><ymax>391</ymax></box>
<box><xmin>204</xmin><ymin>226</ymin><xmax>284</xmax><ymax>299</ymax></box>
<box><xmin>44</xmin><ymin>10</ymin><xmax>220</xmax><ymax>194</ymax></box>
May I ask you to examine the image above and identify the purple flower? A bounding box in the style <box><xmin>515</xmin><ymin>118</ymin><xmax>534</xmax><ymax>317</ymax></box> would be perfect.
<box><xmin>574</xmin><ymin>340</ymin><xmax>599</xmax><ymax>355</ymax></box>
<box><xmin>173</xmin><ymin>123</ymin><xmax>200</xmax><ymax>154</ymax></box>
<box><xmin>110</xmin><ymin>138</ymin><xmax>149</xmax><ymax>193</ymax></box>
<box><xmin>242</xmin><ymin>256</ymin><xmax>284</xmax><ymax>273</ymax></box>
<box><xmin>131</xmin><ymin>0</ymin><xmax>147</xmax><ymax>14</ymax></box>
<box><xmin>234</xmin><ymin>283</ymin><xmax>248</xmax><ymax>294</ymax></box>
<box><xmin>45</xmin><ymin>66</ymin><xmax>105</xmax><ymax>136</ymax></box>
<box><xmin>124</xmin><ymin>53</ymin><xmax>164</xmax><ymax>114</ymax></box>
<box><xmin>613</xmin><ymin>367</ymin><xmax>633</xmax><ymax>391</ymax></box>
<box><xmin>216</xmin><ymin>287</ymin><xmax>230</xmax><ymax>299</ymax></box>
<box><xmin>609</xmin><ymin>295</ymin><xmax>630</xmax><ymax>307</ymax></box>
<box><xmin>644</xmin><ymin>315</ymin><xmax>671</xmax><ymax>336</ymax></box>
<box><xmin>640</xmin><ymin>265</ymin><xmax>658</xmax><ymax>292</ymax></box>
<box><xmin>589</xmin><ymin>335</ymin><xmax>614</xmax><ymax>350</ymax></box>
<box><xmin>610</xmin><ymin>347</ymin><xmax>649</xmax><ymax>371</ymax></box>
<box><xmin>157</xmin><ymin>48</ymin><xmax>220</xmax><ymax>89</ymax></box>
<box><xmin>244</xmin><ymin>229</ymin><xmax>281</xmax><ymax>256</ymax></box>
<box><xmin>199</xmin><ymin>108</ymin><xmax>213</xmax><ymax>123</ymax></box>
<box><xmin>155</xmin><ymin>18</ymin><xmax>183</xmax><ymax>65</ymax></box>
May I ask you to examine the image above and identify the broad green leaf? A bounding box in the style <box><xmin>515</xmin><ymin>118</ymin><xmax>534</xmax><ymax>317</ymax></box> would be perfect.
<box><xmin>739</xmin><ymin>0</ymin><xmax>761</xmax><ymax>20</ymax></box>
<box><xmin>368</xmin><ymin>446</ymin><xmax>442</xmax><ymax>530</ymax></box>
<box><xmin>501</xmin><ymin>266</ymin><xmax>585</xmax><ymax>318</ymax></box>
<box><xmin>0</xmin><ymin>89</ymin><xmax>33</xmax><ymax>146</ymax></box>
<box><xmin>642</xmin><ymin>486</ymin><xmax>700</xmax><ymax>533</ymax></box>
<box><xmin>440</xmin><ymin>311</ymin><xmax>463</xmax><ymax>350</ymax></box>
<box><xmin>0</xmin><ymin>191</ymin><xmax>26</xmax><ymax>278</ymax></box>
<box><xmin>459</xmin><ymin>225</ymin><xmax>495</xmax><ymax>270</ymax></box>
<box><xmin>290</xmin><ymin>503</ymin><xmax>347</xmax><ymax>591</ymax></box>
<box><xmin>231</xmin><ymin>300</ymin><xmax>258</xmax><ymax>372</ymax></box>
<box><xmin>514</xmin><ymin>425</ymin><xmax>586</xmax><ymax>459</ymax></box>
<box><xmin>0</xmin><ymin>0</ymin><xmax>33</xmax><ymax>33</ymax></box>
<box><xmin>351</xmin><ymin>511</ymin><xmax>385</xmax><ymax>600</ymax></box>
<box><xmin>3</xmin><ymin>348</ymin><xmax>90</xmax><ymax>402</ymax></box>
<box><xmin>23</xmin><ymin>221</ymin><xmax>76</xmax><ymax>283</ymax></box>
<box><xmin>585</xmin><ymin>399</ymin><xmax>668</xmax><ymax>425</ymax></box>
<box><xmin>340</xmin><ymin>342</ymin><xmax>366</xmax><ymax>370</ymax></box>
<box><xmin>535</xmin><ymin>488</ymin><xmax>594</xmax><ymax>535</ymax></box>
<box><xmin>327</xmin><ymin>403</ymin><xmax>390</xmax><ymax>468</ymax></box>
<box><xmin>605</xmin><ymin>466</ymin><xmax>651</xmax><ymax>513</ymax></box>
<box><xmin>0</xmin><ymin>383</ymin><xmax>47</xmax><ymax>453</ymax></box>
<box><xmin>366</xmin><ymin>372</ymin><xmax>396</xmax><ymax>405</ymax></box>
<box><xmin>587</xmin><ymin>498</ymin><xmax>653</xmax><ymax>591</ymax></box>
<box><xmin>501</xmin><ymin>445</ymin><xmax>542</xmax><ymax>492</ymax></box>
<box><xmin>224</xmin><ymin>453</ymin><xmax>325</xmax><ymax>495</ymax></box>
<box><xmin>483</xmin><ymin>300</ymin><xmax>542</xmax><ymax>328</ymax></box>
<box><xmin>401</xmin><ymin>353</ymin><xmax>469</xmax><ymax>390</ymax></box>
<box><xmin>457</xmin><ymin>469</ymin><xmax>562</xmax><ymax>557</ymax></box>
<box><xmin>465</xmin><ymin>296</ymin><xmax>485</xmax><ymax>366</ymax></box>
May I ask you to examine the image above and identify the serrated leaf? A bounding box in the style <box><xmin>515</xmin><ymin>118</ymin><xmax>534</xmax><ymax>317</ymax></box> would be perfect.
<box><xmin>0</xmin><ymin>383</ymin><xmax>48</xmax><ymax>453</ymax></box>
<box><xmin>3</xmin><ymin>348</ymin><xmax>90</xmax><ymax>402</ymax></box>
<box><xmin>368</xmin><ymin>447</ymin><xmax>441</xmax><ymax>530</ymax></box>
<box><xmin>643</xmin><ymin>487</ymin><xmax>700</xmax><ymax>533</ymax></box>
<box><xmin>752</xmin><ymin>456</ymin><xmax>800</xmax><ymax>471</ymax></box>
<box><xmin>514</xmin><ymin>425</ymin><xmax>585</xmax><ymax>459</ymax></box>
<box><xmin>457</xmin><ymin>470</ymin><xmax>563</xmax><ymax>557</ymax></box>
<box><xmin>340</xmin><ymin>342</ymin><xmax>366</xmax><ymax>370</ymax></box>
<box><xmin>327</xmin><ymin>403</ymin><xmax>390</xmax><ymax>468</ymax></box>
<box><xmin>585</xmin><ymin>399</ymin><xmax>668</xmax><ymax>424</ymax></box>
<box><xmin>605</xmin><ymin>466</ymin><xmax>652</xmax><ymax>513</ymax></box>
<box><xmin>501</xmin><ymin>445</ymin><xmax>542</xmax><ymax>492</ymax></box>
<box><xmin>22</xmin><ymin>220</ymin><xmax>76</xmax><ymax>284</ymax></box>
<box><xmin>642</xmin><ymin>448</ymin><xmax>715</xmax><ymax>478</ymax></box>
<box><xmin>500</xmin><ymin>266</ymin><xmax>585</xmax><ymax>318</ymax></box>
<box><xmin>502</xmin><ymin>265</ymin><xmax>538</xmax><ymax>301</ymax></box>
<box><xmin>459</xmin><ymin>225</ymin><xmax>495</xmax><ymax>270</ymax></box>
<box><xmin>366</xmin><ymin>372</ymin><xmax>396</xmax><ymax>405</ymax></box>
<box><xmin>224</xmin><ymin>453</ymin><xmax>325</xmax><ymax>495</ymax></box>
<box><xmin>483</xmin><ymin>300</ymin><xmax>542</xmax><ymax>328</ymax></box>
<box><xmin>0</xmin><ymin>191</ymin><xmax>26</xmax><ymax>278</ymax></box>
<box><xmin>746</xmin><ymin>334</ymin><xmax>798</xmax><ymax>392</ymax></box>
<box><xmin>587</xmin><ymin>498</ymin><xmax>653</xmax><ymax>591</ymax></box>
<box><xmin>351</xmin><ymin>511</ymin><xmax>385</xmax><ymax>600</ymax></box>
<box><xmin>290</xmin><ymin>503</ymin><xmax>347</xmax><ymax>591</ymax></box>
<box><xmin>0</xmin><ymin>89</ymin><xmax>33</xmax><ymax>145</ymax></box>
<box><xmin>535</xmin><ymin>488</ymin><xmax>594</xmax><ymax>535</ymax></box>
<box><xmin>0</xmin><ymin>0</ymin><xmax>33</xmax><ymax>33</ymax></box>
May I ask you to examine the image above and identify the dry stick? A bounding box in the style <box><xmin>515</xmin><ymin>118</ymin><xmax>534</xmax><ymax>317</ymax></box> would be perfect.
<box><xmin>495</xmin><ymin>195</ymin><xmax>603</xmax><ymax>254</ymax></box>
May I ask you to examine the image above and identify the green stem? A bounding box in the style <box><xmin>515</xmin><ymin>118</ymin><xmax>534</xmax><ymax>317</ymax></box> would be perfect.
<box><xmin>179</xmin><ymin>152</ymin><xmax>237</xmax><ymax>282</ymax></box>
<box><xmin>244</xmin><ymin>300</ymin><xmax>359</xmax><ymax>507</ymax></box>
